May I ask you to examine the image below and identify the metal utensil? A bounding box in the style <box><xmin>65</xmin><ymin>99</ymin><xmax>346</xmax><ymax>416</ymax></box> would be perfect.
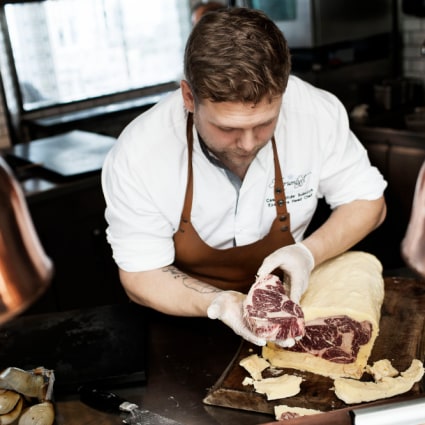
<box><xmin>79</xmin><ymin>386</ymin><xmax>184</xmax><ymax>425</ymax></box>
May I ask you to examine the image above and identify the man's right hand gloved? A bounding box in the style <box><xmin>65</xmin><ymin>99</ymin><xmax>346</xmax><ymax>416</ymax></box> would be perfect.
<box><xmin>207</xmin><ymin>291</ymin><xmax>266</xmax><ymax>346</ymax></box>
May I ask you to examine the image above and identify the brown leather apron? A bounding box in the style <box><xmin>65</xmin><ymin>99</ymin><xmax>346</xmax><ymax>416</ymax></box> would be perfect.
<box><xmin>173</xmin><ymin>113</ymin><xmax>295</xmax><ymax>292</ymax></box>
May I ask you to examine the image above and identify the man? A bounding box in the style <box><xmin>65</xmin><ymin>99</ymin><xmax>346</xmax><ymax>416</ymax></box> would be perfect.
<box><xmin>102</xmin><ymin>8</ymin><xmax>387</xmax><ymax>347</ymax></box>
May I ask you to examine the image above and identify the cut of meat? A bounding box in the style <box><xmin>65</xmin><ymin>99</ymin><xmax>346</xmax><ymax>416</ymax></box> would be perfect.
<box><xmin>274</xmin><ymin>405</ymin><xmax>322</xmax><ymax>421</ymax></box>
<box><xmin>243</xmin><ymin>274</ymin><xmax>305</xmax><ymax>347</ymax></box>
<box><xmin>262</xmin><ymin>252</ymin><xmax>385</xmax><ymax>379</ymax></box>
<box><xmin>286</xmin><ymin>315</ymin><xmax>372</xmax><ymax>364</ymax></box>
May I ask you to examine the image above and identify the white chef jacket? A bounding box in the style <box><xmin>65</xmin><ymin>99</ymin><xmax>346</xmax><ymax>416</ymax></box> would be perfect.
<box><xmin>102</xmin><ymin>75</ymin><xmax>387</xmax><ymax>272</ymax></box>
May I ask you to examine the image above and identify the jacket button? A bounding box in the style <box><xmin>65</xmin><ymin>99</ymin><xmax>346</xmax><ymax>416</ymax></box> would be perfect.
<box><xmin>277</xmin><ymin>200</ymin><xmax>284</xmax><ymax>206</ymax></box>
<box><xmin>280</xmin><ymin>225</ymin><xmax>289</xmax><ymax>232</ymax></box>
<box><xmin>279</xmin><ymin>214</ymin><xmax>287</xmax><ymax>221</ymax></box>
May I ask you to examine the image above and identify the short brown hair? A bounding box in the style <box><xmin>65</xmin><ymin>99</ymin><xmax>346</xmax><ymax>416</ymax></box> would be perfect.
<box><xmin>184</xmin><ymin>7</ymin><xmax>291</xmax><ymax>105</ymax></box>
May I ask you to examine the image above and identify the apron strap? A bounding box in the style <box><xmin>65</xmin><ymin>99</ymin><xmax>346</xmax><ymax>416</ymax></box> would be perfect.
<box><xmin>271</xmin><ymin>135</ymin><xmax>290</xmax><ymax>231</ymax></box>
<box><xmin>179</xmin><ymin>113</ymin><xmax>195</xmax><ymax>228</ymax></box>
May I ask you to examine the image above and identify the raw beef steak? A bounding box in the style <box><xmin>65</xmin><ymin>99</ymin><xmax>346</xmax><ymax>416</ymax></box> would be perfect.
<box><xmin>286</xmin><ymin>315</ymin><xmax>372</xmax><ymax>363</ymax></box>
<box><xmin>243</xmin><ymin>274</ymin><xmax>305</xmax><ymax>347</ymax></box>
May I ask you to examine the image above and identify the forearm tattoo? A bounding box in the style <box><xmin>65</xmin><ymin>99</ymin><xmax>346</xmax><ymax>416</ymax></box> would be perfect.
<box><xmin>162</xmin><ymin>266</ymin><xmax>221</xmax><ymax>294</ymax></box>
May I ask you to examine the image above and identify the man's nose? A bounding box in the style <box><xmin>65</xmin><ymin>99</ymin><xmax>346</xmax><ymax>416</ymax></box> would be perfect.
<box><xmin>237</xmin><ymin>131</ymin><xmax>256</xmax><ymax>151</ymax></box>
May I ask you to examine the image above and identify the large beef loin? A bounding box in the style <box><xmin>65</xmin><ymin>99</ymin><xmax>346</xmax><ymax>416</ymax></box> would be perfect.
<box><xmin>243</xmin><ymin>274</ymin><xmax>305</xmax><ymax>347</ymax></box>
<box><xmin>262</xmin><ymin>252</ymin><xmax>385</xmax><ymax>379</ymax></box>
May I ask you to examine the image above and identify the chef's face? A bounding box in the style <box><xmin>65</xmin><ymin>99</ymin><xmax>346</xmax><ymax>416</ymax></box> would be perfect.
<box><xmin>181</xmin><ymin>80</ymin><xmax>282</xmax><ymax>178</ymax></box>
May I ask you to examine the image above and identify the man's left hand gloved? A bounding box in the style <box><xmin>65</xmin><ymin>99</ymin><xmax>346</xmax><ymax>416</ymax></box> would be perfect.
<box><xmin>207</xmin><ymin>291</ymin><xmax>266</xmax><ymax>346</ymax></box>
<box><xmin>256</xmin><ymin>242</ymin><xmax>315</xmax><ymax>304</ymax></box>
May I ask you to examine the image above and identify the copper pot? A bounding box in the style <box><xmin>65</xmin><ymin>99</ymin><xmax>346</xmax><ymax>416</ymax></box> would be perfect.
<box><xmin>0</xmin><ymin>156</ymin><xmax>53</xmax><ymax>324</ymax></box>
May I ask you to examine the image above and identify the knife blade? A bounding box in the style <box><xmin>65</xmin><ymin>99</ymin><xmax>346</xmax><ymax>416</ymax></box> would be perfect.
<box><xmin>79</xmin><ymin>386</ymin><xmax>184</xmax><ymax>425</ymax></box>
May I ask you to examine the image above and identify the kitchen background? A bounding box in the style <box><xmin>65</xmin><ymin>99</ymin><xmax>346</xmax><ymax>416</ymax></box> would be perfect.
<box><xmin>0</xmin><ymin>0</ymin><xmax>423</xmax><ymax>149</ymax></box>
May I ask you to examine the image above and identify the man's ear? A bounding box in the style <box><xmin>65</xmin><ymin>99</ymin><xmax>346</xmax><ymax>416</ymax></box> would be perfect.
<box><xmin>181</xmin><ymin>80</ymin><xmax>195</xmax><ymax>113</ymax></box>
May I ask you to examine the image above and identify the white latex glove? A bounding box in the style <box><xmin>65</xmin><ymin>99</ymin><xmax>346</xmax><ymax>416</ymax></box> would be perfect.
<box><xmin>207</xmin><ymin>291</ymin><xmax>266</xmax><ymax>346</ymax></box>
<box><xmin>257</xmin><ymin>242</ymin><xmax>315</xmax><ymax>304</ymax></box>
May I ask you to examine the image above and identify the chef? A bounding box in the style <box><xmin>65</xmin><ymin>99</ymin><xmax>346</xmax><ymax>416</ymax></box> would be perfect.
<box><xmin>102</xmin><ymin>8</ymin><xmax>387</xmax><ymax>347</ymax></box>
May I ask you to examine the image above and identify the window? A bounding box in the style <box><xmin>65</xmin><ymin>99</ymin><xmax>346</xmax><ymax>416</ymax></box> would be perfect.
<box><xmin>2</xmin><ymin>0</ymin><xmax>190</xmax><ymax>112</ymax></box>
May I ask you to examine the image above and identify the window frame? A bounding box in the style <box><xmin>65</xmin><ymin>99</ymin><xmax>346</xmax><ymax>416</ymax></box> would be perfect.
<box><xmin>0</xmin><ymin>0</ymin><xmax>190</xmax><ymax>143</ymax></box>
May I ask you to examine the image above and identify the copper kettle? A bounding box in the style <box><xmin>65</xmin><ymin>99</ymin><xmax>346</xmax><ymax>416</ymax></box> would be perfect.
<box><xmin>0</xmin><ymin>156</ymin><xmax>53</xmax><ymax>324</ymax></box>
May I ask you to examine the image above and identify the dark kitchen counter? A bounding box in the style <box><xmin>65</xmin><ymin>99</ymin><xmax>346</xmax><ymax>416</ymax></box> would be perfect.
<box><xmin>51</xmin><ymin>308</ymin><xmax>274</xmax><ymax>425</ymax></box>
<box><xmin>46</xmin><ymin>295</ymin><xmax>425</xmax><ymax>425</ymax></box>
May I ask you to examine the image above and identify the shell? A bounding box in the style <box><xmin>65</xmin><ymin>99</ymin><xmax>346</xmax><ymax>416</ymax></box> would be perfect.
<box><xmin>0</xmin><ymin>396</ymin><xmax>23</xmax><ymax>424</ymax></box>
<box><xmin>0</xmin><ymin>390</ymin><xmax>21</xmax><ymax>414</ymax></box>
<box><xmin>18</xmin><ymin>401</ymin><xmax>54</xmax><ymax>425</ymax></box>
<box><xmin>0</xmin><ymin>368</ymin><xmax>47</xmax><ymax>400</ymax></box>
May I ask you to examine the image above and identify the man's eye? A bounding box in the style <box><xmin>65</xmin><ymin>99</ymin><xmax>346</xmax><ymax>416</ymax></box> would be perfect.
<box><xmin>219</xmin><ymin>127</ymin><xmax>234</xmax><ymax>132</ymax></box>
